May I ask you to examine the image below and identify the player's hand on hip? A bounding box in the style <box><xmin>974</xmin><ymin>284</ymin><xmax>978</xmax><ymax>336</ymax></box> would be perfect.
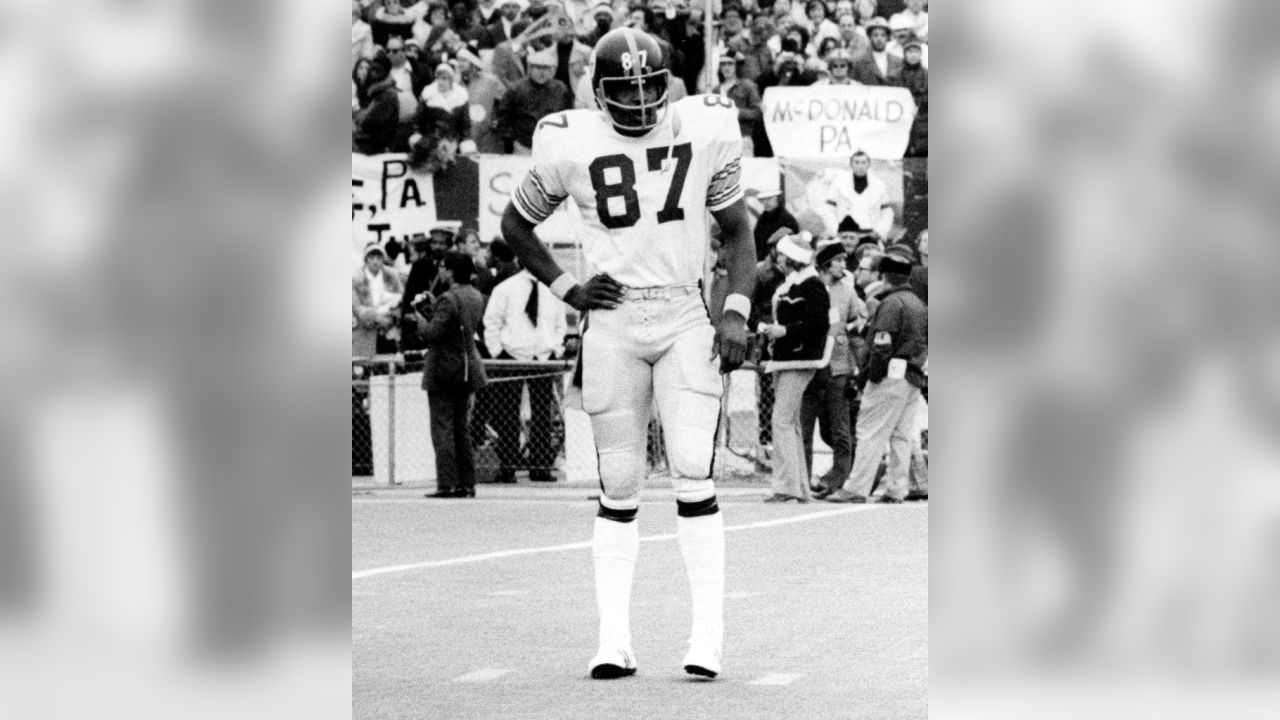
<box><xmin>564</xmin><ymin>273</ymin><xmax>625</xmax><ymax>311</ymax></box>
<box><xmin>712</xmin><ymin>313</ymin><xmax>750</xmax><ymax>373</ymax></box>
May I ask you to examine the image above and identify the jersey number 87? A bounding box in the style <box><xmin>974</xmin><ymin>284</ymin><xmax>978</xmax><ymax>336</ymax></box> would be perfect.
<box><xmin>588</xmin><ymin>143</ymin><xmax>693</xmax><ymax>229</ymax></box>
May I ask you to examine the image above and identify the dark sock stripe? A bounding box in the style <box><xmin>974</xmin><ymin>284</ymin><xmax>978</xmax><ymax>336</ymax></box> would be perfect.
<box><xmin>677</xmin><ymin>496</ymin><xmax>720</xmax><ymax>518</ymax></box>
<box><xmin>597</xmin><ymin>501</ymin><xmax>638</xmax><ymax>523</ymax></box>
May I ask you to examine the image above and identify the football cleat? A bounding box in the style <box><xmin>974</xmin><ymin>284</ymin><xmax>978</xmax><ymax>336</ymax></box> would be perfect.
<box><xmin>681</xmin><ymin>627</ymin><xmax>722</xmax><ymax>679</ymax></box>
<box><xmin>588</xmin><ymin>644</ymin><xmax>637</xmax><ymax>679</ymax></box>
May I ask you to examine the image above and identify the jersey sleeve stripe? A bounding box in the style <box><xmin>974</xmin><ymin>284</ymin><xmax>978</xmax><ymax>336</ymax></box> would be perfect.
<box><xmin>511</xmin><ymin>168</ymin><xmax>567</xmax><ymax>224</ymax></box>
<box><xmin>706</xmin><ymin>158</ymin><xmax>742</xmax><ymax>211</ymax></box>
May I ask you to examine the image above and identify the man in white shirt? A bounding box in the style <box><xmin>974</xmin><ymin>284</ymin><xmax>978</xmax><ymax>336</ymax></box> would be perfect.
<box><xmin>482</xmin><ymin>270</ymin><xmax>569</xmax><ymax>482</ymax></box>
<box><xmin>818</xmin><ymin>150</ymin><xmax>896</xmax><ymax>242</ymax></box>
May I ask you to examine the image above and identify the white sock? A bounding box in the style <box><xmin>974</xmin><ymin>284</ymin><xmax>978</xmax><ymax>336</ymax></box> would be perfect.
<box><xmin>676</xmin><ymin>510</ymin><xmax>725</xmax><ymax>644</ymax></box>
<box><xmin>593</xmin><ymin>516</ymin><xmax>639</xmax><ymax>649</ymax></box>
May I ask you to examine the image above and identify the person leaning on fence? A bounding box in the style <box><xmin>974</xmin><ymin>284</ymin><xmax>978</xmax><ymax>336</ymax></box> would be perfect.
<box><xmin>756</xmin><ymin>234</ymin><xmax>830</xmax><ymax>503</ymax></box>
<box><xmin>483</xmin><ymin>268</ymin><xmax>569</xmax><ymax>483</ymax></box>
<box><xmin>804</xmin><ymin>240</ymin><xmax>867</xmax><ymax>500</ymax></box>
<box><xmin>826</xmin><ymin>246</ymin><xmax>926</xmax><ymax>504</ymax></box>
<box><xmin>416</xmin><ymin>252</ymin><xmax>489</xmax><ymax>498</ymax></box>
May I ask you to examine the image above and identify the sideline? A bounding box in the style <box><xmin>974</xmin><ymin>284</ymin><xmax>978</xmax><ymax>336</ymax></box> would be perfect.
<box><xmin>352</xmin><ymin>505</ymin><xmax>896</xmax><ymax>580</ymax></box>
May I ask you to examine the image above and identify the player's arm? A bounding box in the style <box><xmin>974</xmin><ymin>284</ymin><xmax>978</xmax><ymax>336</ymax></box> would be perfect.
<box><xmin>709</xmin><ymin>199</ymin><xmax>755</xmax><ymax>372</ymax></box>
<box><xmin>500</xmin><ymin>206</ymin><xmax>623</xmax><ymax>311</ymax></box>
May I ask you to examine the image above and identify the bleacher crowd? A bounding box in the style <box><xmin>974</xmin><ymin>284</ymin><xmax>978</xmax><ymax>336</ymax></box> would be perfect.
<box><xmin>352</xmin><ymin>0</ymin><xmax>928</xmax><ymax>162</ymax></box>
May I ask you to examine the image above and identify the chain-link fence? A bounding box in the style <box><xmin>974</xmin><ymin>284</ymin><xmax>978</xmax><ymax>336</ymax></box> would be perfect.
<box><xmin>352</xmin><ymin>357</ymin><xmax>925</xmax><ymax>489</ymax></box>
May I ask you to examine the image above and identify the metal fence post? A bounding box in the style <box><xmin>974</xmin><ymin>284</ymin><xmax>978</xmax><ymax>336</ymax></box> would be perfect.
<box><xmin>388</xmin><ymin>356</ymin><xmax>398</xmax><ymax>486</ymax></box>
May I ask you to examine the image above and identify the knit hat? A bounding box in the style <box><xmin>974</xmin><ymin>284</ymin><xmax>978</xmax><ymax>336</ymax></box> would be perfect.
<box><xmin>836</xmin><ymin>216</ymin><xmax>863</xmax><ymax>235</ymax></box>
<box><xmin>363</xmin><ymin>242</ymin><xmax>387</xmax><ymax>260</ymax></box>
<box><xmin>776</xmin><ymin>234</ymin><xmax>813</xmax><ymax>265</ymax></box>
<box><xmin>765</xmin><ymin>226</ymin><xmax>793</xmax><ymax>246</ymax></box>
<box><xmin>488</xmin><ymin>238</ymin><xmax>516</xmax><ymax>263</ymax></box>
<box><xmin>527</xmin><ymin>46</ymin><xmax>558</xmax><ymax>67</ymax></box>
<box><xmin>815</xmin><ymin>241</ymin><xmax>847</xmax><ymax>268</ymax></box>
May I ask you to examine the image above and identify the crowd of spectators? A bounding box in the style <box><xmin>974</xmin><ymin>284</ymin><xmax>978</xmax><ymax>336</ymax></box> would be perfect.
<box><xmin>352</xmin><ymin>0</ymin><xmax>928</xmax><ymax>161</ymax></box>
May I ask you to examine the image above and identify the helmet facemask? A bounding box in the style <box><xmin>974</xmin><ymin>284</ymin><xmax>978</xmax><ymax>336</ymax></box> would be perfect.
<box><xmin>596</xmin><ymin>69</ymin><xmax>669</xmax><ymax>135</ymax></box>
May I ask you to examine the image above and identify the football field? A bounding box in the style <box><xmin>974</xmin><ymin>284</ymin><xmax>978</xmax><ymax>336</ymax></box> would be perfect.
<box><xmin>353</xmin><ymin>486</ymin><xmax>928</xmax><ymax>719</ymax></box>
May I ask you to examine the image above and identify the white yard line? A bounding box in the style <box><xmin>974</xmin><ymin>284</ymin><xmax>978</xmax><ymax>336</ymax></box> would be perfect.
<box><xmin>353</xmin><ymin>505</ymin><xmax>885</xmax><ymax>580</ymax></box>
<box><xmin>748</xmin><ymin>673</ymin><xmax>805</xmax><ymax>686</ymax></box>
<box><xmin>451</xmin><ymin>668</ymin><xmax>513</xmax><ymax>683</ymax></box>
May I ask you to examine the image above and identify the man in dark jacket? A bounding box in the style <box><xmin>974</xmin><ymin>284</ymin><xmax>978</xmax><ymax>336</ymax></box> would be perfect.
<box><xmin>494</xmin><ymin>45</ymin><xmax>572</xmax><ymax>153</ymax></box>
<box><xmin>753</xmin><ymin>190</ymin><xmax>799</xmax><ymax>261</ymax></box>
<box><xmin>352</xmin><ymin>52</ymin><xmax>400</xmax><ymax>155</ymax></box>
<box><xmin>827</xmin><ymin>246</ymin><xmax>927</xmax><ymax>503</ymax></box>
<box><xmin>415</xmin><ymin>252</ymin><xmax>488</xmax><ymax>498</ymax></box>
<box><xmin>850</xmin><ymin>18</ymin><xmax>904</xmax><ymax>86</ymax></box>
<box><xmin>900</xmin><ymin>39</ymin><xmax>928</xmax><ymax>157</ymax></box>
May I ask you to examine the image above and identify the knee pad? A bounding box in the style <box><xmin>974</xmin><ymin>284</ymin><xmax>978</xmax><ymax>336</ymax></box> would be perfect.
<box><xmin>597</xmin><ymin>494</ymin><xmax>639</xmax><ymax>523</ymax></box>
<box><xmin>674</xmin><ymin>477</ymin><xmax>717</xmax><ymax>517</ymax></box>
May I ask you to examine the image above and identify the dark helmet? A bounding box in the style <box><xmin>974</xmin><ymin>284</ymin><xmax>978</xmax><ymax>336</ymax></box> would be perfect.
<box><xmin>591</xmin><ymin>28</ymin><xmax>669</xmax><ymax>136</ymax></box>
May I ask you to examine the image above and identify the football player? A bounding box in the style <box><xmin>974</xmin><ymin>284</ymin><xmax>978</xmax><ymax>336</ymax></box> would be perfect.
<box><xmin>500</xmin><ymin>27</ymin><xmax>756</xmax><ymax>680</ymax></box>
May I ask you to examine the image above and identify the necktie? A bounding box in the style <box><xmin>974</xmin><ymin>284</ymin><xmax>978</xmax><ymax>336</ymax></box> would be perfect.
<box><xmin>524</xmin><ymin>279</ymin><xmax>539</xmax><ymax>327</ymax></box>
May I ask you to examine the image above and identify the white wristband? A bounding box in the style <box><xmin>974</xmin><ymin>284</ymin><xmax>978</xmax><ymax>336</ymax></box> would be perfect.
<box><xmin>722</xmin><ymin>293</ymin><xmax>751</xmax><ymax>321</ymax></box>
<box><xmin>548</xmin><ymin>273</ymin><xmax>578</xmax><ymax>300</ymax></box>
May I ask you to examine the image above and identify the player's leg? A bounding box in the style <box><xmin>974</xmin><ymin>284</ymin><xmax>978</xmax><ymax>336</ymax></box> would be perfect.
<box><xmin>580</xmin><ymin>315</ymin><xmax>651</xmax><ymax>678</ymax></box>
<box><xmin>653</xmin><ymin>314</ymin><xmax>726</xmax><ymax>678</ymax></box>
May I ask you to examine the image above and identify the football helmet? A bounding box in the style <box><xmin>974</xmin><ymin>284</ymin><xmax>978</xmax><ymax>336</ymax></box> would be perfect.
<box><xmin>591</xmin><ymin>28</ymin><xmax>669</xmax><ymax>136</ymax></box>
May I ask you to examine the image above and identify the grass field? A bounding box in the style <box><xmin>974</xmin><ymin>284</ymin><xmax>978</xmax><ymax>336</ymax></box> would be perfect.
<box><xmin>353</xmin><ymin>485</ymin><xmax>927</xmax><ymax>719</ymax></box>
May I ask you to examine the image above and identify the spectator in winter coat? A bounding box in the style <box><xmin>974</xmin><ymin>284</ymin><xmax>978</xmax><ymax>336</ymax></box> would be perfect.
<box><xmin>900</xmin><ymin>39</ymin><xmax>928</xmax><ymax>157</ymax></box>
<box><xmin>494</xmin><ymin>46</ymin><xmax>572</xmax><ymax>154</ymax></box>
<box><xmin>457</xmin><ymin>50</ymin><xmax>508</xmax><ymax>153</ymax></box>
<box><xmin>753</xmin><ymin>189</ymin><xmax>799</xmax><ymax>262</ymax></box>
<box><xmin>806</xmin><ymin>241</ymin><xmax>867</xmax><ymax>498</ymax></box>
<box><xmin>849</xmin><ymin>17</ymin><xmax>902</xmax><ymax>85</ymax></box>
<box><xmin>758</xmin><ymin>234</ymin><xmax>830</xmax><ymax>503</ymax></box>
<box><xmin>352</xmin><ymin>52</ymin><xmax>401</xmax><ymax>155</ymax></box>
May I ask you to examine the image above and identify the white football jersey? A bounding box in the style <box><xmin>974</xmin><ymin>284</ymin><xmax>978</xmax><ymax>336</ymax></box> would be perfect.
<box><xmin>511</xmin><ymin>95</ymin><xmax>745</xmax><ymax>288</ymax></box>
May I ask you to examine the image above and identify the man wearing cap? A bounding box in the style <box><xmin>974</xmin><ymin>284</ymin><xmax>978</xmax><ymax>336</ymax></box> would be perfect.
<box><xmin>353</xmin><ymin>243</ymin><xmax>405</xmax><ymax>358</ymax></box>
<box><xmin>477</xmin><ymin>0</ymin><xmax>525</xmax><ymax>49</ymax></box>
<box><xmin>494</xmin><ymin>43</ymin><xmax>572</xmax><ymax>154</ymax></box>
<box><xmin>397</xmin><ymin>234</ymin><xmax>434</xmax><ymax>352</ymax></box>
<box><xmin>580</xmin><ymin>1</ymin><xmax>615</xmax><ymax>46</ymax></box>
<box><xmin>827</xmin><ymin>246</ymin><xmax>926</xmax><ymax>503</ymax></box>
<box><xmin>753</xmin><ymin>188</ymin><xmax>799</xmax><ymax>261</ymax></box>
<box><xmin>758</xmin><ymin>234</ymin><xmax>830</xmax><ymax>503</ymax></box>
<box><xmin>416</xmin><ymin>252</ymin><xmax>489</xmax><ymax>498</ymax></box>
<box><xmin>804</xmin><ymin>240</ymin><xmax>865</xmax><ymax>499</ymax></box>
<box><xmin>850</xmin><ymin>17</ymin><xmax>902</xmax><ymax>86</ymax></box>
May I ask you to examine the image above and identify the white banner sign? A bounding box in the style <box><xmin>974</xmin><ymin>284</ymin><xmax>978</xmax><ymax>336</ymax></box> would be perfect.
<box><xmin>351</xmin><ymin>153</ymin><xmax>437</xmax><ymax>257</ymax></box>
<box><xmin>762</xmin><ymin>85</ymin><xmax>917</xmax><ymax>160</ymax></box>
